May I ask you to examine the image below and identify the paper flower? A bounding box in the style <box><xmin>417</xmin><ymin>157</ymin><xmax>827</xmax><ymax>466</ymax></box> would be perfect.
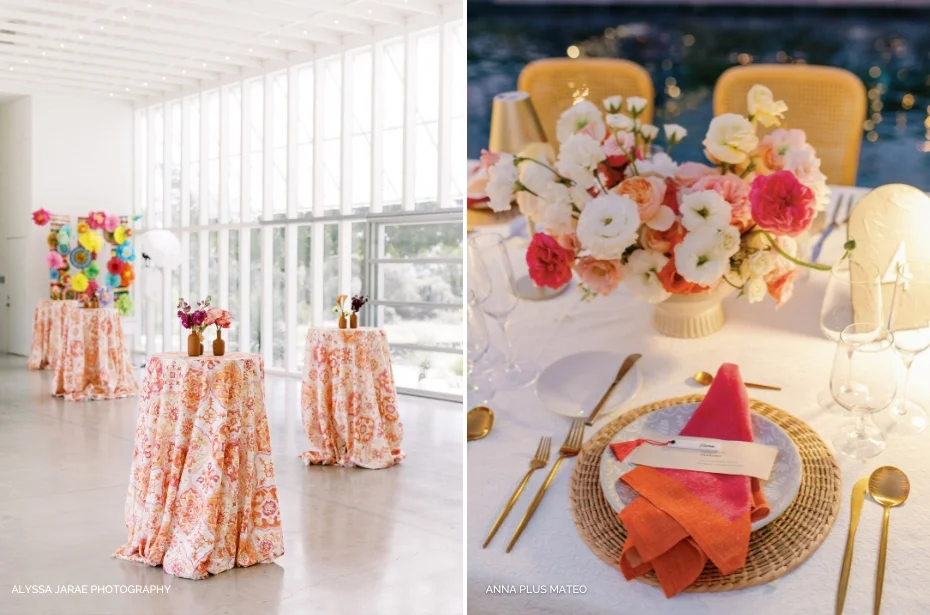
<box><xmin>69</xmin><ymin>246</ymin><xmax>92</xmax><ymax>269</ymax></box>
<box><xmin>116</xmin><ymin>242</ymin><xmax>135</xmax><ymax>261</ymax></box>
<box><xmin>60</xmin><ymin>273</ymin><xmax>70</xmax><ymax>286</ymax></box>
<box><xmin>113</xmin><ymin>226</ymin><xmax>127</xmax><ymax>245</ymax></box>
<box><xmin>106</xmin><ymin>273</ymin><xmax>122</xmax><ymax>288</ymax></box>
<box><xmin>97</xmin><ymin>286</ymin><xmax>114</xmax><ymax>307</ymax></box>
<box><xmin>56</xmin><ymin>229</ymin><xmax>70</xmax><ymax>246</ymax></box>
<box><xmin>32</xmin><ymin>209</ymin><xmax>51</xmax><ymax>226</ymax></box>
<box><xmin>78</xmin><ymin>231</ymin><xmax>104</xmax><ymax>253</ymax></box>
<box><xmin>120</xmin><ymin>263</ymin><xmax>135</xmax><ymax>286</ymax></box>
<box><xmin>46</xmin><ymin>251</ymin><xmax>65</xmax><ymax>270</ymax></box>
<box><xmin>115</xmin><ymin>294</ymin><xmax>133</xmax><ymax>316</ymax></box>
<box><xmin>57</xmin><ymin>243</ymin><xmax>70</xmax><ymax>256</ymax></box>
<box><xmin>77</xmin><ymin>222</ymin><xmax>90</xmax><ymax>235</ymax></box>
<box><xmin>71</xmin><ymin>272</ymin><xmax>89</xmax><ymax>293</ymax></box>
<box><xmin>85</xmin><ymin>262</ymin><xmax>100</xmax><ymax>279</ymax></box>
<box><xmin>50</xmin><ymin>270</ymin><xmax>60</xmax><ymax>281</ymax></box>
<box><xmin>106</xmin><ymin>257</ymin><xmax>125</xmax><ymax>276</ymax></box>
<box><xmin>59</xmin><ymin>224</ymin><xmax>71</xmax><ymax>237</ymax></box>
<box><xmin>46</xmin><ymin>232</ymin><xmax>59</xmax><ymax>250</ymax></box>
<box><xmin>86</xmin><ymin>279</ymin><xmax>98</xmax><ymax>296</ymax></box>
<box><xmin>87</xmin><ymin>211</ymin><xmax>106</xmax><ymax>230</ymax></box>
<box><xmin>104</xmin><ymin>214</ymin><xmax>121</xmax><ymax>232</ymax></box>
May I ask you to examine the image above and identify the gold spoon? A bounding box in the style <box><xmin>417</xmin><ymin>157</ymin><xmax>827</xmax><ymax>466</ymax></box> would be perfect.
<box><xmin>467</xmin><ymin>406</ymin><xmax>494</xmax><ymax>441</ymax></box>
<box><xmin>869</xmin><ymin>466</ymin><xmax>910</xmax><ymax>615</ymax></box>
<box><xmin>693</xmin><ymin>370</ymin><xmax>782</xmax><ymax>391</ymax></box>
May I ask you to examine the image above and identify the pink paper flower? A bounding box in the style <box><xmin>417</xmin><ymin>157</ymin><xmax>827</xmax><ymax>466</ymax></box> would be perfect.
<box><xmin>46</xmin><ymin>251</ymin><xmax>65</xmax><ymax>270</ymax></box>
<box><xmin>692</xmin><ymin>173</ymin><xmax>753</xmax><ymax>230</ymax></box>
<box><xmin>526</xmin><ymin>233</ymin><xmax>575</xmax><ymax>290</ymax></box>
<box><xmin>104</xmin><ymin>214</ymin><xmax>121</xmax><ymax>232</ymax></box>
<box><xmin>574</xmin><ymin>257</ymin><xmax>624</xmax><ymax>295</ymax></box>
<box><xmin>749</xmin><ymin>171</ymin><xmax>816</xmax><ymax>237</ymax></box>
<box><xmin>32</xmin><ymin>209</ymin><xmax>51</xmax><ymax>226</ymax></box>
<box><xmin>674</xmin><ymin>162</ymin><xmax>717</xmax><ymax>188</ymax></box>
<box><xmin>87</xmin><ymin>211</ymin><xmax>106</xmax><ymax>230</ymax></box>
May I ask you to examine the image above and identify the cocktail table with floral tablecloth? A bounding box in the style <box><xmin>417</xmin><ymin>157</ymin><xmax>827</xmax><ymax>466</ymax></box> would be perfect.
<box><xmin>301</xmin><ymin>327</ymin><xmax>405</xmax><ymax>469</ymax></box>
<box><xmin>115</xmin><ymin>352</ymin><xmax>285</xmax><ymax>580</ymax></box>
<box><xmin>51</xmin><ymin>307</ymin><xmax>139</xmax><ymax>401</ymax></box>
<box><xmin>28</xmin><ymin>299</ymin><xmax>81</xmax><ymax>370</ymax></box>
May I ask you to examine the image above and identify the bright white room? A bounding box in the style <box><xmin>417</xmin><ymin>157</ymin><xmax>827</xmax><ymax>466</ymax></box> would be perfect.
<box><xmin>0</xmin><ymin>1</ymin><xmax>464</xmax><ymax>614</ymax></box>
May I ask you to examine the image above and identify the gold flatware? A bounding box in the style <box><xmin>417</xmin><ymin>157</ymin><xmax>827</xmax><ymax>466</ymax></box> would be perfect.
<box><xmin>505</xmin><ymin>418</ymin><xmax>585</xmax><ymax>553</ymax></box>
<box><xmin>467</xmin><ymin>406</ymin><xmax>494</xmax><ymax>441</ymax></box>
<box><xmin>836</xmin><ymin>476</ymin><xmax>869</xmax><ymax>615</ymax></box>
<box><xmin>869</xmin><ymin>466</ymin><xmax>910</xmax><ymax>615</ymax></box>
<box><xmin>585</xmin><ymin>353</ymin><xmax>642</xmax><ymax>426</ymax></box>
<box><xmin>482</xmin><ymin>436</ymin><xmax>551</xmax><ymax>548</ymax></box>
<box><xmin>694</xmin><ymin>370</ymin><xmax>782</xmax><ymax>391</ymax></box>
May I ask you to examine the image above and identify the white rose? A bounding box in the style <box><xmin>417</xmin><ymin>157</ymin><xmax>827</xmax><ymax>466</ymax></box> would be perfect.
<box><xmin>606</xmin><ymin>114</ymin><xmax>635</xmax><ymax>131</ymax></box>
<box><xmin>745</xmin><ymin>275</ymin><xmax>767</xmax><ymax>303</ymax></box>
<box><xmin>556</xmin><ymin>101</ymin><xmax>607</xmax><ymax>144</ymax></box>
<box><xmin>576</xmin><ymin>193</ymin><xmax>640</xmax><ymax>260</ymax></box>
<box><xmin>568</xmin><ymin>183</ymin><xmax>593</xmax><ymax>210</ymax></box>
<box><xmin>634</xmin><ymin>152</ymin><xmax>679</xmax><ymax>179</ymax></box>
<box><xmin>602</xmin><ymin>95</ymin><xmax>623</xmax><ymax>114</ymax></box>
<box><xmin>639</xmin><ymin>124</ymin><xmax>659</xmax><ymax>141</ymax></box>
<box><xmin>556</xmin><ymin>133</ymin><xmax>606</xmax><ymax>190</ymax></box>
<box><xmin>703</xmin><ymin>113</ymin><xmax>759</xmax><ymax>165</ymax></box>
<box><xmin>627</xmin><ymin>96</ymin><xmax>648</xmax><ymax>115</ymax></box>
<box><xmin>747</xmin><ymin>84</ymin><xmax>788</xmax><ymax>128</ymax></box>
<box><xmin>674</xmin><ymin>228</ymin><xmax>729</xmax><ymax>286</ymax></box>
<box><xmin>625</xmin><ymin>249</ymin><xmax>671</xmax><ymax>303</ymax></box>
<box><xmin>713</xmin><ymin>226</ymin><xmax>741</xmax><ymax>259</ymax></box>
<box><xmin>486</xmin><ymin>154</ymin><xmax>518</xmax><ymax>212</ymax></box>
<box><xmin>664</xmin><ymin>123</ymin><xmax>687</xmax><ymax>143</ymax></box>
<box><xmin>748</xmin><ymin>250</ymin><xmax>777</xmax><ymax>277</ymax></box>
<box><xmin>680</xmin><ymin>190</ymin><xmax>731</xmax><ymax>231</ymax></box>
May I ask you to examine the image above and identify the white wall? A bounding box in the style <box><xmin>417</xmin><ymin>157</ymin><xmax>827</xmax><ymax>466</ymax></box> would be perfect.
<box><xmin>0</xmin><ymin>94</ymin><xmax>134</xmax><ymax>356</ymax></box>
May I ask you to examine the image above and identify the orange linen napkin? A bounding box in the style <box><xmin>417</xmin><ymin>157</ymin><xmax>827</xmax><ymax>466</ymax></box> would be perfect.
<box><xmin>609</xmin><ymin>363</ymin><xmax>769</xmax><ymax>597</ymax></box>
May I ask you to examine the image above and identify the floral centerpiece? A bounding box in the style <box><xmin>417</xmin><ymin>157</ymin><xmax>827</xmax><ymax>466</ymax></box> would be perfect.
<box><xmin>178</xmin><ymin>296</ymin><xmax>212</xmax><ymax>356</ymax></box>
<box><xmin>481</xmin><ymin>86</ymin><xmax>852</xmax><ymax>337</ymax></box>
<box><xmin>332</xmin><ymin>294</ymin><xmax>368</xmax><ymax>329</ymax></box>
<box><xmin>205</xmin><ymin>307</ymin><xmax>233</xmax><ymax>356</ymax></box>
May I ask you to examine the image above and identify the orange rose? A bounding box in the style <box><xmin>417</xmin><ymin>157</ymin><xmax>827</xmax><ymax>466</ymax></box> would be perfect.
<box><xmin>657</xmin><ymin>254</ymin><xmax>709</xmax><ymax>295</ymax></box>
<box><xmin>641</xmin><ymin>220</ymin><xmax>686</xmax><ymax>255</ymax></box>
<box><xmin>613</xmin><ymin>176</ymin><xmax>666</xmax><ymax>224</ymax></box>
<box><xmin>574</xmin><ymin>257</ymin><xmax>624</xmax><ymax>295</ymax></box>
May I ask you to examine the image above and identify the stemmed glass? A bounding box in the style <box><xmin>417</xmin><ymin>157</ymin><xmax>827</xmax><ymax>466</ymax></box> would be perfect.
<box><xmin>468</xmin><ymin>233</ymin><xmax>539</xmax><ymax>389</ymax></box>
<box><xmin>830</xmin><ymin>323</ymin><xmax>897</xmax><ymax>460</ymax></box>
<box><xmin>467</xmin><ymin>290</ymin><xmax>493</xmax><ymax>408</ymax></box>
<box><xmin>875</xmin><ymin>262</ymin><xmax>930</xmax><ymax>435</ymax></box>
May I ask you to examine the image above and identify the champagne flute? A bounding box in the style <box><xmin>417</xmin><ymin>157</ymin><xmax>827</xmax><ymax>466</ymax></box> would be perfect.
<box><xmin>467</xmin><ymin>235</ymin><xmax>492</xmax><ymax>305</ymax></box>
<box><xmin>875</xmin><ymin>261</ymin><xmax>930</xmax><ymax>435</ymax></box>
<box><xmin>830</xmin><ymin>323</ymin><xmax>897</xmax><ymax>460</ymax></box>
<box><xmin>469</xmin><ymin>232</ymin><xmax>539</xmax><ymax>389</ymax></box>
<box><xmin>467</xmin><ymin>290</ymin><xmax>493</xmax><ymax>408</ymax></box>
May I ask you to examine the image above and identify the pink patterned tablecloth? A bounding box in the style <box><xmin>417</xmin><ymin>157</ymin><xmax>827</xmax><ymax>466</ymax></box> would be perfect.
<box><xmin>115</xmin><ymin>352</ymin><xmax>285</xmax><ymax>580</ymax></box>
<box><xmin>51</xmin><ymin>307</ymin><xmax>139</xmax><ymax>401</ymax></box>
<box><xmin>301</xmin><ymin>327</ymin><xmax>405</xmax><ymax>469</ymax></box>
<box><xmin>28</xmin><ymin>300</ymin><xmax>81</xmax><ymax>370</ymax></box>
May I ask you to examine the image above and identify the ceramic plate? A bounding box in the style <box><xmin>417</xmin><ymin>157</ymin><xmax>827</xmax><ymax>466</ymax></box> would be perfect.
<box><xmin>536</xmin><ymin>351</ymin><xmax>642</xmax><ymax>419</ymax></box>
<box><xmin>598</xmin><ymin>402</ymin><xmax>802</xmax><ymax>532</ymax></box>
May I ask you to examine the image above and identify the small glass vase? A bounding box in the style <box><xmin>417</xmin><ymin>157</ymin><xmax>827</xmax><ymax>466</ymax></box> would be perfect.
<box><xmin>338</xmin><ymin>314</ymin><xmax>347</xmax><ymax>329</ymax></box>
<box><xmin>350</xmin><ymin>313</ymin><xmax>358</xmax><ymax>329</ymax></box>
<box><xmin>213</xmin><ymin>329</ymin><xmax>226</xmax><ymax>356</ymax></box>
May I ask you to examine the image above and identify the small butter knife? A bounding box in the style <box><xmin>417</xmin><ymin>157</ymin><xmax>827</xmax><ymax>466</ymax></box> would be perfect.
<box><xmin>585</xmin><ymin>353</ymin><xmax>642</xmax><ymax>426</ymax></box>
<box><xmin>836</xmin><ymin>475</ymin><xmax>869</xmax><ymax>615</ymax></box>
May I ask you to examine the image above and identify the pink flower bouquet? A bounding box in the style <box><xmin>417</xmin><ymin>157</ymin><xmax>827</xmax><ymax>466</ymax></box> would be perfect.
<box><xmin>205</xmin><ymin>307</ymin><xmax>233</xmax><ymax>330</ymax></box>
<box><xmin>483</xmin><ymin>86</ymin><xmax>850</xmax><ymax>307</ymax></box>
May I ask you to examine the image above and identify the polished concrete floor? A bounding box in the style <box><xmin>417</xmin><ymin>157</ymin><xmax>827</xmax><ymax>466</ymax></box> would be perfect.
<box><xmin>0</xmin><ymin>355</ymin><xmax>463</xmax><ymax>615</ymax></box>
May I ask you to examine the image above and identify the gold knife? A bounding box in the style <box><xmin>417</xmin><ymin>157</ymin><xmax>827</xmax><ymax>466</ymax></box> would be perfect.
<box><xmin>836</xmin><ymin>476</ymin><xmax>869</xmax><ymax>615</ymax></box>
<box><xmin>585</xmin><ymin>353</ymin><xmax>642</xmax><ymax>426</ymax></box>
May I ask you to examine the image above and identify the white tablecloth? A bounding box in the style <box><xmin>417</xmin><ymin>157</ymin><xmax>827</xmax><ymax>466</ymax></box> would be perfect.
<box><xmin>467</xmin><ymin>186</ymin><xmax>930</xmax><ymax>614</ymax></box>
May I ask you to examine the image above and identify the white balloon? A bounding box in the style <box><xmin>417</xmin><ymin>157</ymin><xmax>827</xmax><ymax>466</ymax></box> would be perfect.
<box><xmin>138</xmin><ymin>230</ymin><xmax>182</xmax><ymax>270</ymax></box>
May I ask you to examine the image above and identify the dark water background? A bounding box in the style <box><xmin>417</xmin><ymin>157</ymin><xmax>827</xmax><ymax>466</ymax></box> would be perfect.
<box><xmin>468</xmin><ymin>5</ymin><xmax>930</xmax><ymax>189</ymax></box>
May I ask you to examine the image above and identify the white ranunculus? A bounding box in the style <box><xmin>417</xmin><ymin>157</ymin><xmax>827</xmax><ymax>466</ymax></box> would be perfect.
<box><xmin>747</xmin><ymin>84</ymin><xmax>788</xmax><ymax>128</ymax></box>
<box><xmin>680</xmin><ymin>190</ymin><xmax>731</xmax><ymax>231</ymax></box>
<box><xmin>702</xmin><ymin>113</ymin><xmax>759</xmax><ymax>165</ymax></box>
<box><xmin>556</xmin><ymin>133</ymin><xmax>606</xmax><ymax>190</ymax></box>
<box><xmin>627</xmin><ymin>96</ymin><xmax>648</xmax><ymax>115</ymax></box>
<box><xmin>556</xmin><ymin>100</ymin><xmax>607</xmax><ymax>143</ymax></box>
<box><xmin>713</xmin><ymin>226</ymin><xmax>741</xmax><ymax>259</ymax></box>
<box><xmin>602</xmin><ymin>95</ymin><xmax>624</xmax><ymax>113</ymax></box>
<box><xmin>639</xmin><ymin>124</ymin><xmax>659</xmax><ymax>141</ymax></box>
<box><xmin>664</xmin><ymin>123</ymin><xmax>688</xmax><ymax>142</ymax></box>
<box><xmin>674</xmin><ymin>228</ymin><xmax>730</xmax><ymax>286</ymax></box>
<box><xmin>748</xmin><ymin>250</ymin><xmax>777</xmax><ymax>277</ymax></box>
<box><xmin>486</xmin><ymin>153</ymin><xmax>518</xmax><ymax>212</ymax></box>
<box><xmin>625</xmin><ymin>249</ymin><xmax>671</xmax><ymax>303</ymax></box>
<box><xmin>606</xmin><ymin>114</ymin><xmax>635</xmax><ymax>131</ymax></box>
<box><xmin>635</xmin><ymin>152</ymin><xmax>679</xmax><ymax>179</ymax></box>
<box><xmin>745</xmin><ymin>275</ymin><xmax>767</xmax><ymax>303</ymax></box>
<box><xmin>576</xmin><ymin>193</ymin><xmax>640</xmax><ymax>260</ymax></box>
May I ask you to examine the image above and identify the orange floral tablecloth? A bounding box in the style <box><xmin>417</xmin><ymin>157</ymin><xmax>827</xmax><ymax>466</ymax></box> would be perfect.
<box><xmin>28</xmin><ymin>300</ymin><xmax>81</xmax><ymax>371</ymax></box>
<box><xmin>51</xmin><ymin>307</ymin><xmax>139</xmax><ymax>401</ymax></box>
<box><xmin>115</xmin><ymin>352</ymin><xmax>285</xmax><ymax>580</ymax></box>
<box><xmin>301</xmin><ymin>327</ymin><xmax>405</xmax><ymax>469</ymax></box>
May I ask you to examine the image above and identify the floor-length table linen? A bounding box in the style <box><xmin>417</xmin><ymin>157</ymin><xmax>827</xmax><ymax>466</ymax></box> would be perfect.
<box><xmin>28</xmin><ymin>299</ymin><xmax>81</xmax><ymax>370</ymax></box>
<box><xmin>467</xmin><ymin>187</ymin><xmax>930</xmax><ymax>614</ymax></box>
<box><xmin>115</xmin><ymin>351</ymin><xmax>285</xmax><ymax>580</ymax></box>
<box><xmin>51</xmin><ymin>307</ymin><xmax>138</xmax><ymax>401</ymax></box>
<box><xmin>300</xmin><ymin>327</ymin><xmax>405</xmax><ymax>469</ymax></box>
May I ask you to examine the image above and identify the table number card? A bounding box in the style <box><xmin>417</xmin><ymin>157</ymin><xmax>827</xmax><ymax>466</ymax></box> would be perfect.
<box><xmin>847</xmin><ymin>184</ymin><xmax>930</xmax><ymax>328</ymax></box>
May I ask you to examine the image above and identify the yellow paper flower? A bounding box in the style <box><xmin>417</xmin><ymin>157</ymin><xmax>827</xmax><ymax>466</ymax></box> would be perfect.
<box><xmin>78</xmin><ymin>231</ymin><xmax>99</xmax><ymax>252</ymax></box>
<box><xmin>77</xmin><ymin>222</ymin><xmax>90</xmax><ymax>235</ymax></box>
<box><xmin>113</xmin><ymin>226</ymin><xmax>127</xmax><ymax>245</ymax></box>
<box><xmin>71</xmin><ymin>272</ymin><xmax>89</xmax><ymax>292</ymax></box>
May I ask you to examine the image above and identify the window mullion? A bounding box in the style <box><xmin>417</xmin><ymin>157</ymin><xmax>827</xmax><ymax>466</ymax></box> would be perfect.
<box><xmin>438</xmin><ymin>23</ymin><xmax>452</xmax><ymax>209</ymax></box>
<box><xmin>370</xmin><ymin>43</ymin><xmax>383</xmax><ymax>214</ymax></box>
<box><xmin>402</xmin><ymin>33</ymin><xmax>417</xmax><ymax>211</ymax></box>
<box><xmin>312</xmin><ymin>61</ymin><xmax>324</xmax><ymax>218</ymax></box>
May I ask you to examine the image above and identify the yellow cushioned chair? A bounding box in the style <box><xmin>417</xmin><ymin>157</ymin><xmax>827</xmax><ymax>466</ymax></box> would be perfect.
<box><xmin>517</xmin><ymin>58</ymin><xmax>654</xmax><ymax>150</ymax></box>
<box><xmin>713</xmin><ymin>65</ymin><xmax>866</xmax><ymax>186</ymax></box>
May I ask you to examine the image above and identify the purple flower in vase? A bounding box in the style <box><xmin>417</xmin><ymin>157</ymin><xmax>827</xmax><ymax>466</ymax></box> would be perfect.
<box><xmin>351</xmin><ymin>295</ymin><xmax>368</xmax><ymax>312</ymax></box>
<box><xmin>191</xmin><ymin>310</ymin><xmax>206</xmax><ymax>328</ymax></box>
<box><xmin>177</xmin><ymin>310</ymin><xmax>191</xmax><ymax>329</ymax></box>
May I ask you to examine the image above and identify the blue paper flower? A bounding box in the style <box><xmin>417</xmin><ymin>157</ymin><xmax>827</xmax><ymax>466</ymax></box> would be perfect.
<box><xmin>116</xmin><ymin>242</ymin><xmax>135</xmax><ymax>262</ymax></box>
<box><xmin>57</xmin><ymin>243</ymin><xmax>69</xmax><ymax>255</ymax></box>
<box><xmin>50</xmin><ymin>270</ymin><xmax>60</xmax><ymax>281</ymax></box>
<box><xmin>106</xmin><ymin>273</ymin><xmax>122</xmax><ymax>288</ymax></box>
<box><xmin>59</xmin><ymin>224</ymin><xmax>72</xmax><ymax>237</ymax></box>
<box><xmin>69</xmin><ymin>246</ymin><xmax>92</xmax><ymax>269</ymax></box>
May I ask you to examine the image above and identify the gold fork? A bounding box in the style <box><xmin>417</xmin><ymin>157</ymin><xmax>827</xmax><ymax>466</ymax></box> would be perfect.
<box><xmin>505</xmin><ymin>419</ymin><xmax>585</xmax><ymax>553</ymax></box>
<box><xmin>483</xmin><ymin>436</ymin><xmax>551</xmax><ymax>548</ymax></box>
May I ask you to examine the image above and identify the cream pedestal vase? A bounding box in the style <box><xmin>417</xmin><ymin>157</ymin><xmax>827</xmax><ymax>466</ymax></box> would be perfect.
<box><xmin>652</xmin><ymin>284</ymin><xmax>733</xmax><ymax>338</ymax></box>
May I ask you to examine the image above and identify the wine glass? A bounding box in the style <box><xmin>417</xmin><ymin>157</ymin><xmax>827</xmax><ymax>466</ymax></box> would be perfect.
<box><xmin>469</xmin><ymin>232</ymin><xmax>539</xmax><ymax>389</ymax></box>
<box><xmin>830</xmin><ymin>323</ymin><xmax>897</xmax><ymax>460</ymax></box>
<box><xmin>875</xmin><ymin>261</ymin><xmax>930</xmax><ymax>435</ymax></box>
<box><xmin>467</xmin><ymin>235</ymin><xmax>491</xmax><ymax>305</ymax></box>
<box><xmin>467</xmin><ymin>290</ymin><xmax>493</xmax><ymax>408</ymax></box>
<box><xmin>818</xmin><ymin>259</ymin><xmax>882</xmax><ymax>412</ymax></box>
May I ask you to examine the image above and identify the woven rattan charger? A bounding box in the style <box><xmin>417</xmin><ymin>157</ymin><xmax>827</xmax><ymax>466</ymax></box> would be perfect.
<box><xmin>569</xmin><ymin>394</ymin><xmax>842</xmax><ymax>592</ymax></box>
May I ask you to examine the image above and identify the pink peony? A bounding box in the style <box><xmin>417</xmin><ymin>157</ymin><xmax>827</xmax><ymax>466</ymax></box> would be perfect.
<box><xmin>574</xmin><ymin>257</ymin><xmax>624</xmax><ymax>295</ymax></box>
<box><xmin>675</xmin><ymin>162</ymin><xmax>717</xmax><ymax>188</ymax></box>
<box><xmin>749</xmin><ymin>171</ymin><xmax>816</xmax><ymax>237</ymax></box>
<box><xmin>692</xmin><ymin>173</ymin><xmax>753</xmax><ymax>230</ymax></box>
<box><xmin>32</xmin><ymin>209</ymin><xmax>51</xmax><ymax>226</ymax></box>
<box><xmin>206</xmin><ymin>307</ymin><xmax>233</xmax><ymax>328</ymax></box>
<box><xmin>46</xmin><ymin>251</ymin><xmax>64</xmax><ymax>270</ymax></box>
<box><xmin>526</xmin><ymin>233</ymin><xmax>575</xmax><ymax>290</ymax></box>
<box><xmin>104</xmin><ymin>213</ymin><xmax>121</xmax><ymax>232</ymax></box>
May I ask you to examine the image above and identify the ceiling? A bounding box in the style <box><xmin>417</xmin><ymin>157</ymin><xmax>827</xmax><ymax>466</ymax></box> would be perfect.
<box><xmin>0</xmin><ymin>0</ymin><xmax>460</xmax><ymax>105</ymax></box>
